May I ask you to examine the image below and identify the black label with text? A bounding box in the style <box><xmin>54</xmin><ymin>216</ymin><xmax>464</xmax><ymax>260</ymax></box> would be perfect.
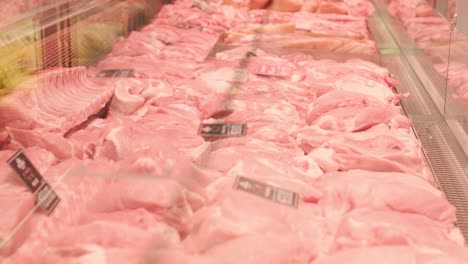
<box><xmin>234</xmin><ymin>176</ymin><xmax>299</xmax><ymax>208</ymax></box>
<box><xmin>97</xmin><ymin>69</ymin><xmax>134</xmax><ymax>78</ymax></box>
<box><xmin>199</xmin><ymin>123</ymin><xmax>247</xmax><ymax>137</ymax></box>
<box><xmin>193</xmin><ymin>1</ymin><xmax>214</xmax><ymax>14</ymax></box>
<box><xmin>8</xmin><ymin>150</ymin><xmax>61</xmax><ymax>215</ymax></box>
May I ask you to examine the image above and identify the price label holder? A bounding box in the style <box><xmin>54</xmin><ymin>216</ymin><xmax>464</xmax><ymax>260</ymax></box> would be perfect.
<box><xmin>199</xmin><ymin>123</ymin><xmax>247</xmax><ymax>138</ymax></box>
<box><xmin>96</xmin><ymin>69</ymin><xmax>134</xmax><ymax>78</ymax></box>
<box><xmin>234</xmin><ymin>176</ymin><xmax>299</xmax><ymax>208</ymax></box>
<box><xmin>7</xmin><ymin>150</ymin><xmax>61</xmax><ymax>215</ymax></box>
<box><xmin>193</xmin><ymin>1</ymin><xmax>214</xmax><ymax>14</ymax></box>
<box><xmin>255</xmin><ymin>64</ymin><xmax>294</xmax><ymax>77</ymax></box>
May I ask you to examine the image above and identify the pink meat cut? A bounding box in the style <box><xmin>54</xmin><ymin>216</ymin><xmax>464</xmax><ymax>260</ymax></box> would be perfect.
<box><xmin>297</xmin><ymin>58</ymin><xmax>397</xmax><ymax>100</ymax></box>
<box><xmin>36</xmin><ymin>209</ymin><xmax>181</xmax><ymax>264</ymax></box>
<box><xmin>182</xmin><ymin>176</ymin><xmax>325</xmax><ymax>258</ymax></box>
<box><xmin>0</xmin><ymin>147</ymin><xmax>57</xmax><ymax>255</ymax></box>
<box><xmin>314</xmin><ymin>246</ymin><xmax>468</xmax><ymax>264</ymax></box>
<box><xmin>304</xmin><ymin>90</ymin><xmax>409</xmax><ymax>130</ymax></box>
<box><xmin>86</xmin><ymin>177</ymin><xmax>198</xmax><ymax>231</ymax></box>
<box><xmin>94</xmin><ymin>116</ymin><xmax>204</xmax><ymax>161</ymax></box>
<box><xmin>316</xmin><ymin>170</ymin><xmax>456</xmax><ymax>223</ymax></box>
<box><xmin>333</xmin><ymin>209</ymin><xmax>466</xmax><ymax>255</ymax></box>
<box><xmin>8</xmin><ymin>159</ymin><xmax>111</xmax><ymax>258</ymax></box>
<box><xmin>308</xmin><ymin>126</ymin><xmax>426</xmax><ymax>176</ymax></box>
<box><xmin>0</xmin><ymin>67</ymin><xmax>115</xmax><ymax>134</ymax></box>
<box><xmin>147</xmin><ymin>233</ymin><xmax>320</xmax><ymax>264</ymax></box>
<box><xmin>0</xmin><ymin>187</ymin><xmax>35</xmax><ymax>256</ymax></box>
<box><xmin>7</xmin><ymin>128</ymin><xmax>84</xmax><ymax>160</ymax></box>
<box><xmin>109</xmin><ymin>79</ymin><xmax>173</xmax><ymax>115</ymax></box>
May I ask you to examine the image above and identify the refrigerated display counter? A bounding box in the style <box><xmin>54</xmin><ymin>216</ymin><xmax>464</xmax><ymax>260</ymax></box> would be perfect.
<box><xmin>0</xmin><ymin>0</ymin><xmax>467</xmax><ymax>263</ymax></box>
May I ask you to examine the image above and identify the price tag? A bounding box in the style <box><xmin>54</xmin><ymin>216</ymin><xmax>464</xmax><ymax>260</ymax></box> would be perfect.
<box><xmin>96</xmin><ymin>69</ymin><xmax>134</xmax><ymax>78</ymax></box>
<box><xmin>193</xmin><ymin>2</ymin><xmax>214</xmax><ymax>14</ymax></box>
<box><xmin>199</xmin><ymin>123</ymin><xmax>247</xmax><ymax>138</ymax></box>
<box><xmin>255</xmin><ymin>64</ymin><xmax>294</xmax><ymax>77</ymax></box>
<box><xmin>7</xmin><ymin>150</ymin><xmax>61</xmax><ymax>215</ymax></box>
<box><xmin>234</xmin><ymin>176</ymin><xmax>299</xmax><ymax>208</ymax></box>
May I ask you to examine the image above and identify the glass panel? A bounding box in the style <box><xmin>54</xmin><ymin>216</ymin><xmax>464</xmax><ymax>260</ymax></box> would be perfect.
<box><xmin>445</xmin><ymin>1</ymin><xmax>468</xmax><ymax>155</ymax></box>
<box><xmin>383</xmin><ymin>0</ymin><xmax>452</xmax><ymax>113</ymax></box>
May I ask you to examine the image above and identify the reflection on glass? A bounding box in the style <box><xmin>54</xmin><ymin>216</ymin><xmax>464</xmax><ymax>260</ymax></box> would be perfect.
<box><xmin>447</xmin><ymin>0</ymin><xmax>458</xmax><ymax>19</ymax></box>
<box><xmin>386</xmin><ymin>0</ymin><xmax>451</xmax><ymax>111</ymax></box>
<box><xmin>445</xmin><ymin>11</ymin><xmax>468</xmax><ymax>154</ymax></box>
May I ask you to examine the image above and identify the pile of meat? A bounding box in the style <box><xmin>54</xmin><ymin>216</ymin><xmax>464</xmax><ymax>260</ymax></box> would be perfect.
<box><xmin>152</xmin><ymin>0</ymin><xmax>378</xmax><ymax>54</ymax></box>
<box><xmin>222</xmin><ymin>11</ymin><xmax>377</xmax><ymax>54</ymax></box>
<box><xmin>220</xmin><ymin>0</ymin><xmax>374</xmax><ymax>16</ymax></box>
<box><xmin>1</xmin><ymin>0</ymin><xmax>468</xmax><ymax>263</ymax></box>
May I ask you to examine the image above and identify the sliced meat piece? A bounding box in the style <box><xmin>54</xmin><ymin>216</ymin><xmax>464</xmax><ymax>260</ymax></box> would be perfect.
<box><xmin>305</xmin><ymin>90</ymin><xmax>408</xmax><ymax>130</ymax></box>
<box><xmin>0</xmin><ymin>186</ymin><xmax>35</xmax><ymax>256</ymax></box>
<box><xmin>7</xmin><ymin>128</ymin><xmax>84</xmax><ymax>160</ymax></box>
<box><xmin>0</xmin><ymin>67</ymin><xmax>115</xmax><ymax>134</ymax></box>
<box><xmin>182</xmin><ymin>176</ymin><xmax>324</xmax><ymax>256</ymax></box>
<box><xmin>42</xmin><ymin>218</ymin><xmax>180</xmax><ymax>264</ymax></box>
<box><xmin>12</xmin><ymin>159</ymin><xmax>111</xmax><ymax>256</ymax></box>
<box><xmin>109</xmin><ymin>79</ymin><xmax>173</xmax><ymax>115</ymax></box>
<box><xmin>147</xmin><ymin>233</ymin><xmax>319</xmax><ymax>264</ymax></box>
<box><xmin>86</xmin><ymin>177</ymin><xmax>197</xmax><ymax>232</ymax></box>
<box><xmin>316</xmin><ymin>170</ymin><xmax>456</xmax><ymax>223</ymax></box>
<box><xmin>314</xmin><ymin>246</ymin><xmax>468</xmax><ymax>264</ymax></box>
<box><xmin>308</xmin><ymin>128</ymin><xmax>426</xmax><ymax>176</ymax></box>
<box><xmin>333</xmin><ymin>210</ymin><xmax>466</xmax><ymax>255</ymax></box>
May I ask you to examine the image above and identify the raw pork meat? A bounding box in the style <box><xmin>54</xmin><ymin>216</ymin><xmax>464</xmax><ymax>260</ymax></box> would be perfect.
<box><xmin>313</xmin><ymin>246</ymin><xmax>468</xmax><ymax>264</ymax></box>
<box><xmin>6</xmin><ymin>158</ymin><xmax>112</xmax><ymax>258</ymax></box>
<box><xmin>308</xmin><ymin>126</ymin><xmax>426</xmax><ymax>176</ymax></box>
<box><xmin>109</xmin><ymin>79</ymin><xmax>173</xmax><ymax>115</ymax></box>
<box><xmin>182</xmin><ymin>176</ymin><xmax>327</xmax><ymax>259</ymax></box>
<box><xmin>0</xmin><ymin>187</ymin><xmax>35</xmax><ymax>256</ymax></box>
<box><xmin>86</xmin><ymin>177</ymin><xmax>200</xmax><ymax>232</ymax></box>
<box><xmin>39</xmin><ymin>209</ymin><xmax>181</xmax><ymax>264</ymax></box>
<box><xmin>333</xmin><ymin>209</ymin><xmax>465</xmax><ymax>255</ymax></box>
<box><xmin>316</xmin><ymin>170</ymin><xmax>456</xmax><ymax>223</ymax></box>
<box><xmin>0</xmin><ymin>67</ymin><xmax>115</xmax><ymax>134</ymax></box>
<box><xmin>7</xmin><ymin>128</ymin><xmax>85</xmax><ymax>159</ymax></box>
<box><xmin>0</xmin><ymin>147</ymin><xmax>57</xmax><ymax>255</ymax></box>
<box><xmin>145</xmin><ymin>233</ymin><xmax>318</xmax><ymax>264</ymax></box>
<box><xmin>1</xmin><ymin>1</ymin><xmax>465</xmax><ymax>262</ymax></box>
<box><xmin>304</xmin><ymin>90</ymin><xmax>408</xmax><ymax>129</ymax></box>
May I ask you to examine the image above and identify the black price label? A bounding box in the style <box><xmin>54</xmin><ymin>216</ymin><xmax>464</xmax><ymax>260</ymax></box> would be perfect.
<box><xmin>96</xmin><ymin>69</ymin><xmax>134</xmax><ymax>78</ymax></box>
<box><xmin>234</xmin><ymin>176</ymin><xmax>299</xmax><ymax>208</ymax></box>
<box><xmin>199</xmin><ymin>123</ymin><xmax>247</xmax><ymax>138</ymax></box>
<box><xmin>193</xmin><ymin>2</ymin><xmax>214</xmax><ymax>14</ymax></box>
<box><xmin>7</xmin><ymin>150</ymin><xmax>61</xmax><ymax>215</ymax></box>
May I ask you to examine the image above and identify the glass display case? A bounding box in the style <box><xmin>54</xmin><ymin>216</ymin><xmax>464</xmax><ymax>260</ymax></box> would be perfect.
<box><xmin>0</xmin><ymin>0</ymin><xmax>467</xmax><ymax>263</ymax></box>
